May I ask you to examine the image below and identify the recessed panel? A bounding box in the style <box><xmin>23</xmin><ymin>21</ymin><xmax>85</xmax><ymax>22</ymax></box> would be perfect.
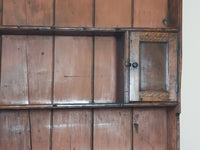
<box><xmin>133</xmin><ymin>108</ymin><xmax>167</xmax><ymax>150</ymax></box>
<box><xmin>54</xmin><ymin>36</ymin><xmax>92</xmax><ymax>104</ymax></box>
<box><xmin>27</xmin><ymin>36</ymin><xmax>53</xmax><ymax>104</ymax></box>
<box><xmin>0</xmin><ymin>36</ymin><xmax>28</xmax><ymax>105</ymax></box>
<box><xmin>0</xmin><ymin>110</ymin><xmax>30</xmax><ymax>150</ymax></box>
<box><xmin>94</xmin><ymin>37</ymin><xmax>117</xmax><ymax>103</ymax></box>
<box><xmin>52</xmin><ymin>109</ymin><xmax>92</xmax><ymax>150</ymax></box>
<box><xmin>94</xmin><ymin>109</ymin><xmax>132</xmax><ymax>150</ymax></box>
<box><xmin>55</xmin><ymin>0</ymin><xmax>93</xmax><ymax>27</ymax></box>
<box><xmin>140</xmin><ymin>42</ymin><xmax>168</xmax><ymax>91</ymax></box>
<box><xmin>95</xmin><ymin>0</ymin><xmax>131</xmax><ymax>27</ymax></box>
<box><xmin>133</xmin><ymin>0</ymin><xmax>168</xmax><ymax>28</ymax></box>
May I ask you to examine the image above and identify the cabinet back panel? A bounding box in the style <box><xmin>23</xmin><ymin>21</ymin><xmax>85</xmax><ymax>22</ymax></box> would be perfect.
<box><xmin>54</xmin><ymin>36</ymin><xmax>93</xmax><ymax>104</ymax></box>
<box><xmin>133</xmin><ymin>0</ymin><xmax>168</xmax><ymax>28</ymax></box>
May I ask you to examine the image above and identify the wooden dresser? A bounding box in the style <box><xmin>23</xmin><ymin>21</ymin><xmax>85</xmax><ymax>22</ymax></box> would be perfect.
<box><xmin>0</xmin><ymin>0</ymin><xmax>182</xmax><ymax>150</ymax></box>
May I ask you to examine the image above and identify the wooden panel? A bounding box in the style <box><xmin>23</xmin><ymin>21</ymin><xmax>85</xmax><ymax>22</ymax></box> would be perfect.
<box><xmin>55</xmin><ymin>0</ymin><xmax>93</xmax><ymax>27</ymax></box>
<box><xmin>0</xmin><ymin>35</ymin><xmax>28</xmax><ymax>105</ymax></box>
<box><xmin>133</xmin><ymin>0</ymin><xmax>168</xmax><ymax>28</ymax></box>
<box><xmin>27</xmin><ymin>36</ymin><xmax>53</xmax><ymax>104</ymax></box>
<box><xmin>140</xmin><ymin>91</ymin><xmax>169</xmax><ymax>101</ymax></box>
<box><xmin>52</xmin><ymin>109</ymin><xmax>92</xmax><ymax>150</ymax></box>
<box><xmin>140</xmin><ymin>42</ymin><xmax>167</xmax><ymax>91</ymax></box>
<box><xmin>95</xmin><ymin>0</ymin><xmax>131</xmax><ymax>27</ymax></box>
<box><xmin>168</xmin><ymin>0</ymin><xmax>179</xmax><ymax>28</ymax></box>
<box><xmin>94</xmin><ymin>109</ymin><xmax>132</xmax><ymax>150</ymax></box>
<box><xmin>169</xmin><ymin>33</ymin><xmax>178</xmax><ymax>101</ymax></box>
<box><xmin>167</xmin><ymin>108</ymin><xmax>177</xmax><ymax>150</ymax></box>
<box><xmin>54</xmin><ymin>36</ymin><xmax>92</xmax><ymax>104</ymax></box>
<box><xmin>26</xmin><ymin>0</ymin><xmax>53</xmax><ymax>26</ymax></box>
<box><xmin>130</xmin><ymin>32</ymin><xmax>139</xmax><ymax>101</ymax></box>
<box><xmin>133</xmin><ymin>108</ymin><xmax>167</xmax><ymax>150</ymax></box>
<box><xmin>94</xmin><ymin>37</ymin><xmax>117</xmax><ymax>103</ymax></box>
<box><xmin>0</xmin><ymin>110</ymin><xmax>30</xmax><ymax>150</ymax></box>
<box><xmin>30</xmin><ymin>110</ymin><xmax>51</xmax><ymax>150</ymax></box>
<box><xmin>3</xmin><ymin>0</ymin><xmax>26</xmax><ymax>25</ymax></box>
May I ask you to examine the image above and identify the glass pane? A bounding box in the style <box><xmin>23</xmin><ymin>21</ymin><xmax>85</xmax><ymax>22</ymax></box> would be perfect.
<box><xmin>140</xmin><ymin>42</ymin><xmax>168</xmax><ymax>91</ymax></box>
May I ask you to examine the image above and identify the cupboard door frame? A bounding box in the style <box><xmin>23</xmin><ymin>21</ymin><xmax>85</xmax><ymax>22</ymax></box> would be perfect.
<box><xmin>129</xmin><ymin>32</ymin><xmax>178</xmax><ymax>102</ymax></box>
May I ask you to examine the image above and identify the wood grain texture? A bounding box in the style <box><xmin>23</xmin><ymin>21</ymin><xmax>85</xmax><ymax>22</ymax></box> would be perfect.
<box><xmin>94</xmin><ymin>37</ymin><xmax>117</xmax><ymax>103</ymax></box>
<box><xmin>168</xmin><ymin>0</ymin><xmax>179</xmax><ymax>28</ymax></box>
<box><xmin>169</xmin><ymin>33</ymin><xmax>178</xmax><ymax>101</ymax></box>
<box><xmin>130</xmin><ymin>32</ymin><xmax>139</xmax><ymax>101</ymax></box>
<box><xmin>55</xmin><ymin>0</ymin><xmax>93</xmax><ymax>27</ymax></box>
<box><xmin>124</xmin><ymin>32</ymin><xmax>130</xmax><ymax>103</ymax></box>
<box><xmin>139</xmin><ymin>91</ymin><xmax>169</xmax><ymax>101</ymax></box>
<box><xmin>3</xmin><ymin>0</ymin><xmax>26</xmax><ymax>25</ymax></box>
<box><xmin>30</xmin><ymin>110</ymin><xmax>51</xmax><ymax>150</ymax></box>
<box><xmin>54</xmin><ymin>36</ymin><xmax>92</xmax><ymax>104</ymax></box>
<box><xmin>94</xmin><ymin>109</ymin><xmax>132</xmax><ymax>150</ymax></box>
<box><xmin>26</xmin><ymin>0</ymin><xmax>53</xmax><ymax>26</ymax></box>
<box><xmin>3</xmin><ymin>0</ymin><xmax>53</xmax><ymax>26</ymax></box>
<box><xmin>140</xmin><ymin>42</ymin><xmax>167</xmax><ymax>91</ymax></box>
<box><xmin>0</xmin><ymin>35</ymin><xmax>28</xmax><ymax>105</ymax></box>
<box><xmin>27</xmin><ymin>36</ymin><xmax>53</xmax><ymax>104</ymax></box>
<box><xmin>133</xmin><ymin>0</ymin><xmax>168</xmax><ymax>28</ymax></box>
<box><xmin>0</xmin><ymin>110</ymin><xmax>31</xmax><ymax>150</ymax></box>
<box><xmin>133</xmin><ymin>108</ymin><xmax>167</xmax><ymax>150</ymax></box>
<box><xmin>52</xmin><ymin>109</ymin><xmax>92</xmax><ymax>150</ymax></box>
<box><xmin>167</xmin><ymin>108</ymin><xmax>177</xmax><ymax>150</ymax></box>
<box><xmin>95</xmin><ymin>0</ymin><xmax>131</xmax><ymax>27</ymax></box>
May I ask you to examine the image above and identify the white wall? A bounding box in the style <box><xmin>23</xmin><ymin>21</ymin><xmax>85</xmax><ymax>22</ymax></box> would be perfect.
<box><xmin>181</xmin><ymin>0</ymin><xmax>200</xmax><ymax>149</ymax></box>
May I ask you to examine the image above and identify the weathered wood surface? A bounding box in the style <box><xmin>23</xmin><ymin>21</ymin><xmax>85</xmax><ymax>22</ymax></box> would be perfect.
<box><xmin>134</xmin><ymin>0</ymin><xmax>168</xmax><ymax>28</ymax></box>
<box><xmin>94</xmin><ymin>36</ymin><xmax>117</xmax><ymax>103</ymax></box>
<box><xmin>52</xmin><ymin>109</ymin><xmax>92</xmax><ymax>150</ymax></box>
<box><xmin>3</xmin><ymin>0</ymin><xmax>53</xmax><ymax>26</ymax></box>
<box><xmin>0</xmin><ymin>110</ymin><xmax>31</xmax><ymax>150</ymax></box>
<box><xmin>95</xmin><ymin>0</ymin><xmax>131</xmax><ymax>27</ymax></box>
<box><xmin>133</xmin><ymin>108</ymin><xmax>168</xmax><ymax>150</ymax></box>
<box><xmin>0</xmin><ymin>36</ymin><xmax>28</xmax><ymax>105</ymax></box>
<box><xmin>55</xmin><ymin>0</ymin><xmax>93</xmax><ymax>27</ymax></box>
<box><xmin>54</xmin><ymin>36</ymin><xmax>93</xmax><ymax>104</ymax></box>
<box><xmin>94</xmin><ymin>109</ymin><xmax>132</xmax><ymax>150</ymax></box>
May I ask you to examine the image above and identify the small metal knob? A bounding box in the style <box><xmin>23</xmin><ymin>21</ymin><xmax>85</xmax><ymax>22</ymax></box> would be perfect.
<box><xmin>132</xmin><ymin>62</ymin><xmax>139</xmax><ymax>68</ymax></box>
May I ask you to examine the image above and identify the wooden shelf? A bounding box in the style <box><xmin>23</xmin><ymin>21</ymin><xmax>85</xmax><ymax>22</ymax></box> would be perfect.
<box><xmin>0</xmin><ymin>101</ymin><xmax>178</xmax><ymax>110</ymax></box>
<box><xmin>0</xmin><ymin>26</ymin><xmax>179</xmax><ymax>36</ymax></box>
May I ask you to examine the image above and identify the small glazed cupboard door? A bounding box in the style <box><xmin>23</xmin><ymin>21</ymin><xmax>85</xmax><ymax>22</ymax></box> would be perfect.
<box><xmin>129</xmin><ymin>32</ymin><xmax>178</xmax><ymax>102</ymax></box>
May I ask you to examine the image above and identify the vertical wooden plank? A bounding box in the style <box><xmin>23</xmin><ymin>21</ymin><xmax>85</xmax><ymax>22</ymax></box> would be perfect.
<box><xmin>169</xmin><ymin>33</ymin><xmax>178</xmax><ymax>101</ymax></box>
<box><xmin>54</xmin><ymin>36</ymin><xmax>92</xmax><ymax>104</ymax></box>
<box><xmin>167</xmin><ymin>108</ymin><xmax>177</xmax><ymax>150</ymax></box>
<box><xmin>95</xmin><ymin>0</ymin><xmax>131</xmax><ymax>27</ymax></box>
<box><xmin>55</xmin><ymin>0</ymin><xmax>93</xmax><ymax>27</ymax></box>
<box><xmin>94</xmin><ymin>37</ymin><xmax>117</xmax><ymax>103</ymax></box>
<box><xmin>3</xmin><ymin>0</ymin><xmax>27</xmax><ymax>25</ymax></box>
<box><xmin>0</xmin><ymin>110</ymin><xmax>31</xmax><ymax>150</ymax></box>
<box><xmin>0</xmin><ymin>35</ymin><xmax>28</xmax><ymax>105</ymax></box>
<box><xmin>0</xmin><ymin>0</ymin><xmax>3</xmax><ymax>24</ymax></box>
<box><xmin>133</xmin><ymin>108</ymin><xmax>167</xmax><ymax>150</ymax></box>
<box><xmin>26</xmin><ymin>0</ymin><xmax>53</xmax><ymax>26</ymax></box>
<box><xmin>27</xmin><ymin>36</ymin><xmax>53</xmax><ymax>104</ymax></box>
<box><xmin>133</xmin><ymin>0</ymin><xmax>168</xmax><ymax>28</ymax></box>
<box><xmin>130</xmin><ymin>32</ymin><xmax>139</xmax><ymax>101</ymax></box>
<box><xmin>124</xmin><ymin>31</ymin><xmax>130</xmax><ymax>103</ymax></box>
<box><xmin>168</xmin><ymin>0</ymin><xmax>179</xmax><ymax>28</ymax></box>
<box><xmin>30</xmin><ymin>110</ymin><xmax>51</xmax><ymax>150</ymax></box>
<box><xmin>52</xmin><ymin>109</ymin><xmax>92</xmax><ymax>150</ymax></box>
<box><xmin>94</xmin><ymin>109</ymin><xmax>132</xmax><ymax>150</ymax></box>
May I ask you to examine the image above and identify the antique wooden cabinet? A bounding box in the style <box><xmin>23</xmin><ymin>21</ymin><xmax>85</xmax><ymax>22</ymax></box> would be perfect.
<box><xmin>0</xmin><ymin>0</ymin><xmax>182</xmax><ymax>150</ymax></box>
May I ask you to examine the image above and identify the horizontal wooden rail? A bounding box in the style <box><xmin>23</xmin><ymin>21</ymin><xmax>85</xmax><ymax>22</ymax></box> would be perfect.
<box><xmin>0</xmin><ymin>26</ymin><xmax>179</xmax><ymax>36</ymax></box>
<box><xmin>0</xmin><ymin>101</ymin><xmax>178</xmax><ymax>110</ymax></box>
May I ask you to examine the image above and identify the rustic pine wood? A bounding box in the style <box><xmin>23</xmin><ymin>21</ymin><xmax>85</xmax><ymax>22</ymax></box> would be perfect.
<box><xmin>0</xmin><ymin>0</ymin><xmax>182</xmax><ymax>150</ymax></box>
